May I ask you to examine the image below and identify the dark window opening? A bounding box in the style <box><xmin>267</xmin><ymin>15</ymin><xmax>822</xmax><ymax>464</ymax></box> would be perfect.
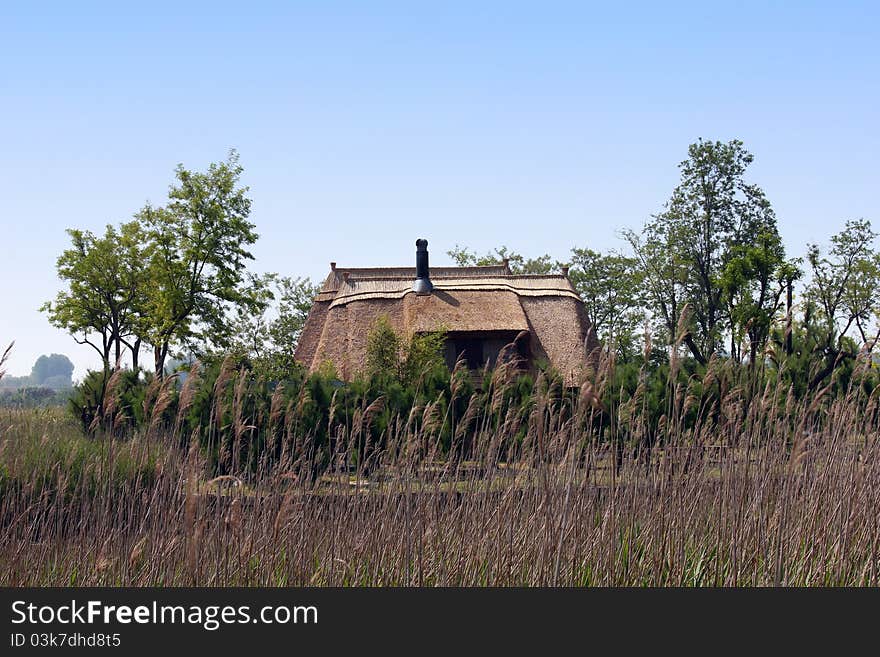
<box><xmin>440</xmin><ymin>331</ymin><xmax>531</xmax><ymax>373</ymax></box>
<box><xmin>454</xmin><ymin>337</ymin><xmax>485</xmax><ymax>369</ymax></box>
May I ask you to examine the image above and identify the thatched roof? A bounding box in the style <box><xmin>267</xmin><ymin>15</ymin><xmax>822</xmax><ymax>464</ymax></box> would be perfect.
<box><xmin>296</xmin><ymin>263</ymin><xmax>598</xmax><ymax>385</ymax></box>
<box><xmin>405</xmin><ymin>290</ymin><xmax>528</xmax><ymax>333</ymax></box>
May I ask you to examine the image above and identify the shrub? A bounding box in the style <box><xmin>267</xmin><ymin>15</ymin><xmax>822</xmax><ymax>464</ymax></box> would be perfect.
<box><xmin>68</xmin><ymin>369</ymin><xmax>149</xmax><ymax>433</ymax></box>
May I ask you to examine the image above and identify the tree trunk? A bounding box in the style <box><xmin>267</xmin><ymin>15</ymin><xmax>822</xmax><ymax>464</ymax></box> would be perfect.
<box><xmin>131</xmin><ymin>337</ymin><xmax>141</xmax><ymax>372</ymax></box>
<box><xmin>154</xmin><ymin>342</ymin><xmax>169</xmax><ymax>378</ymax></box>
<box><xmin>683</xmin><ymin>333</ymin><xmax>707</xmax><ymax>366</ymax></box>
<box><xmin>102</xmin><ymin>334</ymin><xmax>112</xmax><ymax>374</ymax></box>
<box><xmin>809</xmin><ymin>350</ymin><xmax>853</xmax><ymax>391</ymax></box>
<box><xmin>785</xmin><ymin>280</ymin><xmax>793</xmax><ymax>356</ymax></box>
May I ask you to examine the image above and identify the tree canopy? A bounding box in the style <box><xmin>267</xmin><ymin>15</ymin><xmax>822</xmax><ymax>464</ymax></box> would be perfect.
<box><xmin>44</xmin><ymin>151</ymin><xmax>272</xmax><ymax>378</ymax></box>
<box><xmin>624</xmin><ymin>139</ymin><xmax>789</xmax><ymax>365</ymax></box>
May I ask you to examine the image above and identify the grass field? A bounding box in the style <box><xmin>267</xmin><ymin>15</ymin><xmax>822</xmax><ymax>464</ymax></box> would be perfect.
<box><xmin>2</xmin><ymin>370</ymin><xmax>878</xmax><ymax>586</ymax></box>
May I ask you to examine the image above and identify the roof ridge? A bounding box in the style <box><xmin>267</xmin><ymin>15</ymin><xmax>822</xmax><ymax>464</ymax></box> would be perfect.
<box><xmin>504</xmin><ymin>273</ymin><xmax>568</xmax><ymax>278</ymax></box>
<box><xmin>331</xmin><ymin>264</ymin><xmax>505</xmax><ymax>270</ymax></box>
<box><xmin>328</xmin><ymin>285</ymin><xmax>581</xmax><ymax>308</ymax></box>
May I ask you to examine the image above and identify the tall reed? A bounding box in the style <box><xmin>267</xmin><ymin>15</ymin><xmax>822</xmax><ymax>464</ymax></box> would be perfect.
<box><xmin>1</xmin><ymin>344</ymin><xmax>878</xmax><ymax>586</ymax></box>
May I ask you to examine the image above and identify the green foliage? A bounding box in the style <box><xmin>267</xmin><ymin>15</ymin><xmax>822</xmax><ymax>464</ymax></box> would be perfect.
<box><xmin>366</xmin><ymin>315</ymin><xmax>403</xmax><ymax>380</ymax></box>
<box><xmin>38</xmin><ymin>137</ymin><xmax>879</xmax><ymax>452</ymax></box>
<box><xmin>796</xmin><ymin>219</ymin><xmax>880</xmax><ymax>389</ymax></box>
<box><xmin>719</xmin><ymin>229</ymin><xmax>793</xmax><ymax>364</ymax></box>
<box><xmin>139</xmin><ymin>150</ymin><xmax>266</xmax><ymax>374</ymax></box>
<box><xmin>365</xmin><ymin>315</ymin><xmax>448</xmax><ymax>388</ymax></box>
<box><xmin>403</xmin><ymin>330</ymin><xmax>448</xmax><ymax>385</ymax></box>
<box><xmin>805</xmin><ymin>219</ymin><xmax>879</xmax><ymax>340</ymax></box>
<box><xmin>625</xmin><ymin>139</ymin><xmax>786</xmax><ymax>364</ymax></box>
<box><xmin>447</xmin><ymin>144</ymin><xmax>877</xmax><ymax>394</ymax></box>
<box><xmin>265</xmin><ymin>276</ymin><xmax>320</xmax><ymax>376</ymax></box>
<box><xmin>225</xmin><ymin>273</ymin><xmax>313</xmax><ymax>381</ymax></box>
<box><xmin>0</xmin><ymin>374</ymin><xmax>32</xmax><ymax>389</ymax></box>
<box><xmin>42</xmin><ymin>221</ymin><xmax>147</xmax><ymax>370</ymax></box>
<box><xmin>447</xmin><ymin>244</ymin><xmax>558</xmax><ymax>274</ymax></box>
<box><xmin>0</xmin><ymin>408</ymin><xmax>164</xmax><ymax>501</ymax></box>
<box><xmin>44</xmin><ymin>150</ymin><xmax>269</xmax><ymax>378</ymax></box>
<box><xmin>0</xmin><ymin>353</ymin><xmax>76</xmax><ymax>394</ymax></box>
<box><xmin>568</xmin><ymin>248</ymin><xmax>644</xmax><ymax>361</ymax></box>
<box><xmin>68</xmin><ymin>369</ymin><xmax>150</xmax><ymax>433</ymax></box>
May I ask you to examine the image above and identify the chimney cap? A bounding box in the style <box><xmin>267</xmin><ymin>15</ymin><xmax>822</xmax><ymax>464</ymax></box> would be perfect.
<box><xmin>330</xmin><ymin>261</ymin><xmax>336</xmax><ymax>271</ymax></box>
<box><xmin>416</xmin><ymin>238</ymin><xmax>428</xmax><ymax>249</ymax></box>
<box><xmin>561</xmin><ymin>264</ymin><xmax>570</xmax><ymax>277</ymax></box>
<box><xmin>412</xmin><ymin>278</ymin><xmax>433</xmax><ymax>295</ymax></box>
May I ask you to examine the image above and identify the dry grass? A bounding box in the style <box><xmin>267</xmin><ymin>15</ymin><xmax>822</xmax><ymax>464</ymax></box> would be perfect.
<box><xmin>0</xmin><ymin>342</ymin><xmax>12</xmax><ymax>382</ymax></box>
<box><xmin>1</xmin><ymin>350</ymin><xmax>879</xmax><ymax>586</ymax></box>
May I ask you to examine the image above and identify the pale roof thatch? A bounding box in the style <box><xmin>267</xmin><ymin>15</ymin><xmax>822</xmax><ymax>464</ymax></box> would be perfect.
<box><xmin>404</xmin><ymin>290</ymin><xmax>529</xmax><ymax>333</ymax></box>
<box><xmin>296</xmin><ymin>263</ymin><xmax>598</xmax><ymax>385</ymax></box>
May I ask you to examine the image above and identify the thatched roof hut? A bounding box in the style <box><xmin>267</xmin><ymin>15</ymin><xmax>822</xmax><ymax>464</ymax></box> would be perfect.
<box><xmin>295</xmin><ymin>240</ymin><xmax>598</xmax><ymax>386</ymax></box>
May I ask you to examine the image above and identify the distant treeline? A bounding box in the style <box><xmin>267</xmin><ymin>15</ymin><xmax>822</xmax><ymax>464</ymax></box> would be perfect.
<box><xmin>0</xmin><ymin>352</ymin><xmax>73</xmax><ymax>390</ymax></box>
<box><xmin>0</xmin><ymin>351</ymin><xmax>72</xmax><ymax>407</ymax></box>
<box><xmin>0</xmin><ymin>386</ymin><xmax>72</xmax><ymax>408</ymax></box>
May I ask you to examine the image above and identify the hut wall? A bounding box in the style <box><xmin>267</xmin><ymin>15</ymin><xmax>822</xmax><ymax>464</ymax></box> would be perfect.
<box><xmin>312</xmin><ymin>299</ymin><xmax>406</xmax><ymax>378</ymax></box>
<box><xmin>519</xmin><ymin>296</ymin><xmax>593</xmax><ymax>385</ymax></box>
<box><xmin>293</xmin><ymin>299</ymin><xmax>330</xmax><ymax>368</ymax></box>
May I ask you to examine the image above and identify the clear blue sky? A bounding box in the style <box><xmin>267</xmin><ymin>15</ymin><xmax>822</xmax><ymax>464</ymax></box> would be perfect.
<box><xmin>1</xmin><ymin>1</ymin><xmax>878</xmax><ymax>378</ymax></box>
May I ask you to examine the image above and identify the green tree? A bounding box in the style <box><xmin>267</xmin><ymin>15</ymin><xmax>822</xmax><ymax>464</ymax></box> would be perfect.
<box><xmin>802</xmin><ymin>219</ymin><xmax>880</xmax><ymax>388</ymax></box>
<box><xmin>719</xmin><ymin>230</ymin><xmax>794</xmax><ymax>365</ymax></box>
<box><xmin>269</xmin><ymin>276</ymin><xmax>319</xmax><ymax>357</ymax></box>
<box><xmin>365</xmin><ymin>316</ymin><xmax>447</xmax><ymax>385</ymax></box>
<box><xmin>139</xmin><ymin>150</ymin><xmax>266</xmax><ymax>376</ymax></box>
<box><xmin>568</xmin><ymin>248</ymin><xmax>644</xmax><ymax>360</ymax></box>
<box><xmin>402</xmin><ymin>330</ymin><xmax>448</xmax><ymax>385</ymax></box>
<box><xmin>626</xmin><ymin>139</ymin><xmax>784</xmax><ymax>364</ymax></box>
<box><xmin>42</xmin><ymin>221</ymin><xmax>147</xmax><ymax>372</ymax></box>
<box><xmin>447</xmin><ymin>245</ymin><xmax>558</xmax><ymax>274</ymax></box>
<box><xmin>227</xmin><ymin>275</ymin><xmax>318</xmax><ymax>379</ymax></box>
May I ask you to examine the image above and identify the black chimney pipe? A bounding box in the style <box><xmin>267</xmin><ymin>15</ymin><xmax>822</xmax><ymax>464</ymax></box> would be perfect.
<box><xmin>412</xmin><ymin>238</ymin><xmax>433</xmax><ymax>295</ymax></box>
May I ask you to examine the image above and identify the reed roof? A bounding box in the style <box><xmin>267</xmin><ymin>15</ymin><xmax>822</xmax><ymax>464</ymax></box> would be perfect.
<box><xmin>296</xmin><ymin>263</ymin><xmax>598</xmax><ymax>385</ymax></box>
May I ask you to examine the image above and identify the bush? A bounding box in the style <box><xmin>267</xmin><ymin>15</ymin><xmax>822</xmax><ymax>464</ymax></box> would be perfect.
<box><xmin>68</xmin><ymin>369</ymin><xmax>150</xmax><ymax>433</ymax></box>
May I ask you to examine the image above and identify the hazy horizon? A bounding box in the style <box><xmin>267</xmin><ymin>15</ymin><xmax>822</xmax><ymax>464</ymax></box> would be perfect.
<box><xmin>2</xmin><ymin>1</ymin><xmax>878</xmax><ymax>378</ymax></box>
